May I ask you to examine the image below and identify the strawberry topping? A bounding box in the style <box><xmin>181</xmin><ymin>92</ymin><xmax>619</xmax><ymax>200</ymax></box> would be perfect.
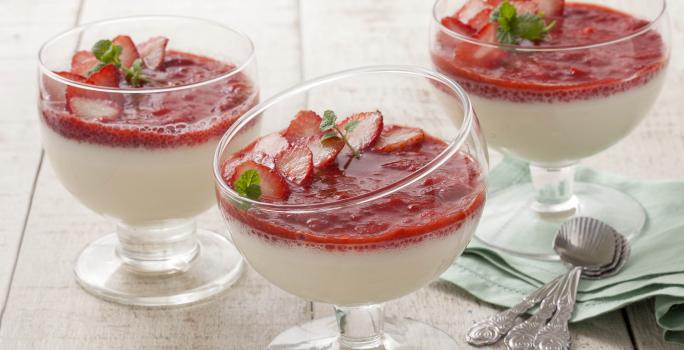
<box><xmin>283</xmin><ymin>110</ymin><xmax>322</xmax><ymax>141</ymax></box>
<box><xmin>138</xmin><ymin>36</ymin><xmax>168</xmax><ymax>70</ymax></box>
<box><xmin>532</xmin><ymin>0</ymin><xmax>564</xmax><ymax>16</ymax></box>
<box><xmin>67</xmin><ymin>97</ymin><xmax>122</xmax><ymax>120</ymax></box>
<box><xmin>275</xmin><ymin>146</ymin><xmax>314</xmax><ymax>186</ymax></box>
<box><xmin>71</xmin><ymin>51</ymin><xmax>99</xmax><ymax>77</ymax></box>
<box><xmin>112</xmin><ymin>35</ymin><xmax>141</xmax><ymax>68</ymax></box>
<box><xmin>252</xmin><ymin>133</ymin><xmax>290</xmax><ymax>157</ymax></box>
<box><xmin>374</xmin><ymin>126</ymin><xmax>426</xmax><ymax>152</ymax></box>
<box><xmin>230</xmin><ymin>160</ymin><xmax>290</xmax><ymax>201</ymax></box>
<box><xmin>338</xmin><ymin>111</ymin><xmax>383</xmax><ymax>152</ymax></box>
<box><xmin>304</xmin><ymin>135</ymin><xmax>345</xmax><ymax>169</ymax></box>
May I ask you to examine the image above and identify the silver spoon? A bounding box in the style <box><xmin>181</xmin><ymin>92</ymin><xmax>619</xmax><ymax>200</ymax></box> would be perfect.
<box><xmin>466</xmin><ymin>275</ymin><xmax>563</xmax><ymax>346</ymax></box>
<box><xmin>534</xmin><ymin>217</ymin><xmax>627</xmax><ymax>350</ymax></box>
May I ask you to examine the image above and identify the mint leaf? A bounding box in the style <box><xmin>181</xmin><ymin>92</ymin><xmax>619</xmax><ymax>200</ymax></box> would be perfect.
<box><xmin>491</xmin><ymin>0</ymin><xmax>554</xmax><ymax>44</ymax></box>
<box><xmin>234</xmin><ymin>169</ymin><xmax>261</xmax><ymax>200</ymax></box>
<box><xmin>321</xmin><ymin>110</ymin><xmax>337</xmax><ymax>131</ymax></box>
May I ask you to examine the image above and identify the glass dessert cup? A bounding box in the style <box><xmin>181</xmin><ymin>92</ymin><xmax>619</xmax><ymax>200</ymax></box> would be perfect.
<box><xmin>213</xmin><ymin>66</ymin><xmax>489</xmax><ymax>349</ymax></box>
<box><xmin>37</xmin><ymin>16</ymin><xmax>259</xmax><ymax>306</ymax></box>
<box><xmin>430</xmin><ymin>0</ymin><xmax>671</xmax><ymax>260</ymax></box>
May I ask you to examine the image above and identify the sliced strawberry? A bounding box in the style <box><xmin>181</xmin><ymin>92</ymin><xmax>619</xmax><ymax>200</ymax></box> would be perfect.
<box><xmin>112</xmin><ymin>35</ymin><xmax>140</xmax><ymax>68</ymax></box>
<box><xmin>337</xmin><ymin>111</ymin><xmax>383</xmax><ymax>153</ymax></box>
<box><xmin>510</xmin><ymin>0</ymin><xmax>540</xmax><ymax>14</ymax></box>
<box><xmin>275</xmin><ymin>146</ymin><xmax>314</xmax><ymax>186</ymax></box>
<box><xmin>67</xmin><ymin>97</ymin><xmax>122</xmax><ymax>120</ymax></box>
<box><xmin>374</xmin><ymin>126</ymin><xmax>426</xmax><ymax>152</ymax></box>
<box><xmin>138</xmin><ymin>36</ymin><xmax>168</xmax><ymax>70</ymax></box>
<box><xmin>304</xmin><ymin>135</ymin><xmax>345</xmax><ymax>169</ymax></box>
<box><xmin>71</xmin><ymin>51</ymin><xmax>99</xmax><ymax>77</ymax></box>
<box><xmin>483</xmin><ymin>0</ymin><xmax>502</xmax><ymax>5</ymax></box>
<box><xmin>454</xmin><ymin>23</ymin><xmax>507</xmax><ymax>68</ymax></box>
<box><xmin>66</xmin><ymin>64</ymin><xmax>121</xmax><ymax>104</ymax></box>
<box><xmin>230</xmin><ymin>160</ymin><xmax>290</xmax><ymax>201</ymax></box>
<box><xmin>441</xmin><ymin>16</ymin><xmax>475</xmax><ymax>36</ymax></box>
<box><xmin>85</xmin><ymin>64</ymin><xmax>119</xmax><ymax>88</ymax></box>
<box><xmin>283</xmin><ymin>110</ymin><xmax>322</xmax><ymax>141</ymax></box>
<box><xmin>42</xmin><ymin>71</ymin><xmax>86</xmax><ymax>101</ymax></box>
<box><xmin>252</xmin><ymin>133</ymin><xmax>289</xmax><ymax>157</ymax></box>
<box><xmin>223</xmin><ymin>152</ymin><xmax>275</xmax><ymax>180</ymax></box>
<box><xmin>467</xmin><ymin>9</ymin><xmax>493</xmax><ymax>32</ymax></box>
<box><xmin>456</xmin><ymin>0</ymin><xmax>490</xmax><ymax>24</ymax></box>
<box><xmin>532</xmin><ymin>0</ymin><xmax>564</xmax><ymax>16</ymax></box>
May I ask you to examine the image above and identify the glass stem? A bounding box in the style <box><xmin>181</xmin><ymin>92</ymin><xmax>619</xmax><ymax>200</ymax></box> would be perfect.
<box><xmin>334</xmin><ymin>304</ymin><xmax>385</xmax><ymax>349</ymax></box>
<box><xmin>529</xmin><ymin>163</ymin><xmax>578</xmax><ymax>214</ymax></box>
<box><xmin>115</xmin><ymin>219</ymin><xmax>200</xmax><ymax>275</ymax></box>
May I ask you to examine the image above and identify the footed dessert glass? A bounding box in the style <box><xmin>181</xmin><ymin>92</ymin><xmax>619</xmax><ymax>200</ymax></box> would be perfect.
<box><xmin>38</xmin><ymin>17</ymin><xmax>258</xmax><ymax>306</ymax></box>
<box><xmin>214</xmin><ymin>66</ymin><xmax>488</xmax><ymax>349</ymax></box>
<box><xmin>430</xmin><ymin>0</ymin><xmax>671</xmax><ymax>259</ymax></box>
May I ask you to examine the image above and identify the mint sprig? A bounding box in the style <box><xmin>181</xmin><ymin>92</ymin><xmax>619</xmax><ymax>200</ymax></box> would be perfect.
<box><xmin>234</xmin><ymin>169</ymin><xmax>261</xmax><ymax>200</ymax></box>
<box><xmin>320</xmin><ymin>110</ymin><xmax>361</xmax><ymax>158</ymax></box>
<box><xmin>89</xmin><ymin>39</ymin><xmax>147</xmax><ymax>87</ymax></box>
<box><xmin>491</xmin><ymin>0</ymin><xmax>556</xmax><ymax>45</ymax></box>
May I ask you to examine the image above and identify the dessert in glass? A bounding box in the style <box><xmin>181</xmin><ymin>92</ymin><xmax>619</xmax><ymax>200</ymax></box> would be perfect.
<box><xmin>38</xmin><ymin>17</ymin><xmax>258</xmax><ymax>306</ymax></box>
<box><xmin>430</xmin><ymin>0</ymin><xmax>670</xmax><ymax>259</ymax></box>
<box><xmin>214</xmin><ymin>66</ymin><xmax>488</xmax><ymax>349</ymax></box>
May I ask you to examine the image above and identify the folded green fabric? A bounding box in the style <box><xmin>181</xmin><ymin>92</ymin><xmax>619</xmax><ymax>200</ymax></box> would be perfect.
<box><xmin>441</xmin><ymin>157</ymin><xmax>684</xmax><ymax>344</ymax></box>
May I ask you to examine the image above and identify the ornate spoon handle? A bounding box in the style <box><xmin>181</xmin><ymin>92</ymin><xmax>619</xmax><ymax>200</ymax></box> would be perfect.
<box><xmin>534</xmin><ymin>267</ymin><xmax>582</xmax><ymax>350</ymax></box>
<box><xmin>466</xmin><ymin>276</ymin><xmax>563</xmax><ymax>346</ymax></box>
<box><xmin>504</xmin><ymin>273</ymin><xmax>567</xmax><ymax>350</ymax></box>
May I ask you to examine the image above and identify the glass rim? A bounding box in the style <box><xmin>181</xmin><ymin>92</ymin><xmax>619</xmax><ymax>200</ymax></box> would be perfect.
<box><xmin>37</xmin><ymin>15</ymin><xmax>256</xmax><ymax>94</ymax></box>
<box><xmin>431</xmin><ymin>0</ymin><xmax>667</xmax><ymax>52</ymax></box>
<box><xmin>213</xmin><ymin>65</ymin><xmax>478</xmax><ymax>214</ymax></box>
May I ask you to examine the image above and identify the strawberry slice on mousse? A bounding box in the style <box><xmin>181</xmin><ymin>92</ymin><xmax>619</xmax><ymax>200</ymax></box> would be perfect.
<box><xmin>66</xmin><ymin>64</ymin><xmax>122</xmax><ymax>120</ymax></box>
<box><xmin>374</xmin><ymin>126</ymin><xmax>426</xmax><ymax>152</ymax></box>
<box><xmin>230</xmin><ymin>160</ymin><xmax>290</xmax><ymax>201</ymax></box>
<box><xmin>454</xmin><ymin>23</ymin><xmax>507</xmax><ymax>68</ymax></box>
<box><xmin>337</xmin><ymin>111</ymin><xmax>383</xmax><ymax>152</ymax></box>
<box><xmin>71</xmin><ymin>51</ymin><xmax>99</xmax><ymax>77</ymax></box>
<box><xmin>253</xmin><ymin>133</ymin><xmax>290</xmax><ymax>157</ymax></box>
<box><xmin>284</xmin><ymin>110</ymin><xmax>323</xmax><ymax>141</ymax></box>
<box><xmin>138</xmin><ymin>36</ymin><xmax>169</xmax><ymax>70</ymax></box>
<box><xmin>112</xmin><ymin>35</ymin><xmax>141</xmax><ymax>68</ymax></box>
<box><xmin>275</xmin><ymin>146</ymin><xmax>314</xmax><ymax>186</ymax></box>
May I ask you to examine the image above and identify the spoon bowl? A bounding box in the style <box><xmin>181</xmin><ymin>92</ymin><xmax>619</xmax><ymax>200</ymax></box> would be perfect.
<box><xmin>554</xmin><ymin>217</ymin><xmax>619</xmax><ymax>269</ymax></box>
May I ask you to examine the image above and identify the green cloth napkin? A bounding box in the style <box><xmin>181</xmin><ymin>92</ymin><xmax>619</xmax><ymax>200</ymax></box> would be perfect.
<box><xmin>441</xmin><ymin>157</ymin><xmax>684</xmax><ymax>344</ymax></box>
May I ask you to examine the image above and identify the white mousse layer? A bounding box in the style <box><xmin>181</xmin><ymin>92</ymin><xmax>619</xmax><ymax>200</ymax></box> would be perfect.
<box><xmin>227</xmin><ymin>216</ymin><xmax>479</xmax><ymax>306</ymax></box>
<box><xmin>472</xmin><ymin>72</ymin><xmax>666</xmax><ymax>165</ymax></box>
<box><xmin>40</xmin><ymin>122</ymin><xmax>218</xmax><ymax>225</ymax></box>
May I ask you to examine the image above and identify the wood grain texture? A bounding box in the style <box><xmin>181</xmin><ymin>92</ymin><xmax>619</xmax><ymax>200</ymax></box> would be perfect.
<box><xmin>0</xmin><ymin>0</ymin><xmax>82</xmax><ymax>313</ymax></box>
<box><xmin>626</xmin><ymin>302</ymin><xmax>684</xmax><ymax>350</ymax></box>
<box><xmin>0</xmin><ymin>0</ymin><xmax>307</xmax><ymax>349</ymax></box>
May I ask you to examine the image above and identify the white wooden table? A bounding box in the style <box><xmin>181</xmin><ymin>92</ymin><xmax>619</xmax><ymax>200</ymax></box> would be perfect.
<box><xmin>1</xmin><ymin>0</ymin><xmax>682</xmax><ymax>348</ymax></box>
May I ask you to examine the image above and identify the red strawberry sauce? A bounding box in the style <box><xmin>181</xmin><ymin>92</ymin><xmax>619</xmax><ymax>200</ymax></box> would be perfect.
<box><xmin>220</xmin><ymin>134</ymin><xmax>486</xmax><ymax>249</ymax></box>
<box><xmin>41</xmin><ymin>51</ymin><xmax>257</xmax><ymax>148</ymax></box>
<box><xmin>432</xmin><ymin>3</ymin><xmax>667</xmax><ymax>102</ymax></box>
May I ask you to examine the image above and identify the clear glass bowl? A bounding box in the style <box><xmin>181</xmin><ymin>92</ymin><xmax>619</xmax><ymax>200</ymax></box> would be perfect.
<box><xmin>38</xmin><ymin>16</ymin><xmax>258</xmax><ymax>306</ymax></box>
<box><xmin>430</xmin><ymin>0</ymin><xmax>671</xmax><ymax>259</ymax></box>
<box><xmin>214</xmin><ymin>66</ymin><xmax>488</xmax><ymax>349</ymax></box>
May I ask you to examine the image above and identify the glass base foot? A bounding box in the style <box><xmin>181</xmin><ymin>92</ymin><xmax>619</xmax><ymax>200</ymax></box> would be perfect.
<box><xmin>74</xmin><ymin>229</ymin><xmax>244</xmax><ymax>306</ymax></box>
<box><xmin>475</xmin><ymin>182</ymin><xmax>645</xmax><ymax>261</ymax></box>
<box><xmin>268</xmin><ymin>316</ymin><xmax>459</xmax><ymax>349</ymax></box>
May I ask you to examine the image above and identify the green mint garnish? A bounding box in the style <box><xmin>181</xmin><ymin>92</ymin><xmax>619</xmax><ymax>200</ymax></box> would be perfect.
<box><xmin>89</xmin><ymin>39</ymin><xmax>147</xmax><ymax>87</ymax></box>
<box><xmin>234</xmin><ymin>169</ymin><xmax>261</xmax><ymax>201</ymax></box>
<box><xmin>320</xmin><ymin>110</ymin><xmax>361</xmax><ymax>159</ymax></box>
<box><xmin>490</xmin><ymin>0</ymin><xmax>556</xmax><ymax>45</ymax></box>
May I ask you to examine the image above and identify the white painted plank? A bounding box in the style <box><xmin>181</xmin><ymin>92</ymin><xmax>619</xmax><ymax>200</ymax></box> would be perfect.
<box><xmin>0</xmin><ymin>0</ymin><xmax>307</xmax><ymax>349</ymax></box>
<box><xmin>0</xmin><ymin>0</ymin><xmax>82</xmax><ymax>315</ymax></box>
